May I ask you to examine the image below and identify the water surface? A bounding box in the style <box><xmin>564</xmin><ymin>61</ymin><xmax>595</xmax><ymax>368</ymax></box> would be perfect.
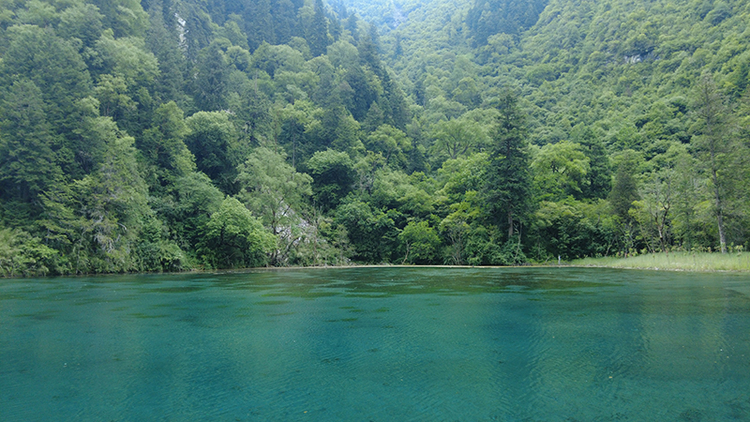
<box><xmin>1</xmin><ymin>267</ymin><xmax>749</xmax><ymax>421</ymax></box>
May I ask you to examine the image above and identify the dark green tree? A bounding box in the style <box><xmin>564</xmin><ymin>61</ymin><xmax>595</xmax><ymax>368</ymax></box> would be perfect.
<box><xmin>271</xmin><ymin>0</ymin><xmax>299</xmax><ymax>44</ymax></box>
<box><xmin>145</xmin><ymin>0</ymin><xmax>187</xmax><ymax>105</ymax></box>
<box><xmin>244</xmin><ymin>0</ymin><xmax>273</xmax><ymax>51</ymax></box>
<box><xmin>466</xmin><ymin>0</ymin><xmax>548</xmax><ymax>46</ymax></box>
<box><xmin>88</xmin><ymin>0</ymin><xmax>149</xmax><ymax>38</ymax></box>
<box><xmin>184</xmin><ymin>111</ymin><xmax>239</xmax><ymax>194</ymax></box>
<box><xmin>1</xmin><ymin>25</ymin><xmax>92</xmax><ymax>136</ymax></box>
<box><xmin>56</xmin><ymin>3</ymin><xmax>105</xmax><ymax>49</ymax></box>
<box><xmin>0</xmin><ymin>79</ymin><xmax>62</xmax><ymax>207</ymax></box>
<box><xmin>138</xmin><ymin>101</ymin><xmax>195</xmax><ymax>190</ymax></box>
<box><xmin>307</xmin><ymin>0</ymin><xmax>329</xmax><ymax>57</ymax></box>
<box><xmin>343</xmin><ymin>64</ymin><xmax>377</xmax><ymax>121</ymax></box>
<box><xmin>307</xmin><ymin>149</ymin><xmax>355</xmax><ymax>212</ymax></box>
<box><xmin>609</xmin><ymin>151</ymin><xmax>641</xmax><ymax>222</ymax></box>
<box><xmin>193</xmin><ymin>43</ymin><xmax>230</xmax><ymax>111</ymax></box>
<box><xmin>484</xmin><ymin>92</ymin><xmax>532</xmax><ymax>240</ymax></box>
<box><xmin>572</xmin><ymin>125</ymin><xmax>612</xmax><ymax>200</ymax></box>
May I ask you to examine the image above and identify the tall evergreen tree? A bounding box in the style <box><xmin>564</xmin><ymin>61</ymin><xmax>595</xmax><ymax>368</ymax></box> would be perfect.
<box><xmin>271</xmin><ymin>0</ymin><xmax>298</xmax><ymax>44</ymax></box>
<box><xmin>193</xmin><ymin>43</ymin><xmax>230</xmax><ymax>111</ymax></box>
<box><xmin>1</xmin><ymin>25</ymin><xmax>92</xmax><ymax>136</ymax></box>
<box><xmin>307</xmin><ymin>0</ymin><xmax>329</xmax><ymax>57</ymax></box>
<box><xmin>691</xmin><ymin>74</ymin><xmax>736</xmax><ymax>253</ymax></box>
<box><xmin>245</xmin><ymin>0</ymin><xmax>273</xmax><ymax>51</ymax></box>
<box><xmin>484</xmin><ymin>92</ymin><xmax>532</xmax><ymax>239</ymax></box>
<box><xmin>0</xmin><ymin>79</ymin><xmax>62</xmax><ymax>206</ymax></box>
<box><xmin>145</xmin><ymin>0</ymin><xmax>187</xmax><ymax>105</ymax></box>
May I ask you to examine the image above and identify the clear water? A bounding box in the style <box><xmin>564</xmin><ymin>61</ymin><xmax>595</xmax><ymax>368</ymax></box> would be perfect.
<box><xmin>1</xmin><ymin>267</ymin><xmax>750</xmax><ymax>421</ymax></box>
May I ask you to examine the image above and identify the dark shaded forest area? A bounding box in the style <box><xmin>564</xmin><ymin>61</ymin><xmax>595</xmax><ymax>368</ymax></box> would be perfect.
<box><xmin>1</xmin><ymin>0</ymin><xmax>749</xmax><ymax>276</ymax></box>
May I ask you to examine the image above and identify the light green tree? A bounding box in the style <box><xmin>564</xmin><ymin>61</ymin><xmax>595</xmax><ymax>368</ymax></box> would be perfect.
<box><xmin>690</xmin><ymin>74</ymin><xmax>739</xmax><ymax>253</ymax></box>
<box><xmin>398</xmin><ymin>221</ymin><xmax>440</xmax><ymax>264</ymax></box>
<box><xmin>429</xmin><ymin>117</ymin><xmax>487</xmax><ymax>161</ymax></box>
<box><xmin>236</xmin><ymin>147</ymin><xmax>313</xmax><ymax>264</ymax></box>
<box><xmin>198</xmin><ymin>197</ymin><xmax>275</xmax><ymax>269</ymax></box>
<box><xmin>531</xmin><ymin>140</ymin><xmax>590</xmax><ymax>201</ymax></box>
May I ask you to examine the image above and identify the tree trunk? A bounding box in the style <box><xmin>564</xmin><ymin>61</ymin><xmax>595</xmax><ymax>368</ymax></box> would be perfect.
<box><xmin>507</xmin><ymin>209</ymin><xmax>514</xmax><ymax>239</ymax></box>
<box><xmin>709</xmin><ymin>143</ymin><xmax>727</xmax><ymax>253</ymax></box>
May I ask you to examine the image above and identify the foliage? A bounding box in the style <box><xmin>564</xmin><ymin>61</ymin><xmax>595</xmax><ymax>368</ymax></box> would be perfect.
<box><xmin>197</xmin><ymin>197</ymin><xmax>275</xmax><ymax>269</ymax></box>
<box><xmin>3</xmin><ymin>0</ymin><xmax>750</xmax><ymax>276</ymax></box>
<box><xmin>398</xmin><ymin>220</ymin><xmax>440</xmax><ymax>264</ymax></box>
<box><xmin>0</xmin><ymin>228</ymin><xmax>58</xmax><ymax>277</ymax></box>
<box><xmin>573</xmin><ymin>252</ymin><xmax>750</xmax><ymax>272</ymax></box>
<box><xmin>484</xmin><ymin>91</ymin><xmax>532</xmax><ymax>239</ymax></box>
<box><xmin>236</xmin><ymin>147</ymin><xmax>313</xmax><ymax>264</ymax></box>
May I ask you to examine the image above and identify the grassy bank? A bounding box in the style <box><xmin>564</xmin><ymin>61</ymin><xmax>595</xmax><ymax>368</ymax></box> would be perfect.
<box><xmin>572</xmin><ymin>252</ymin><xmax>750</xmax><ymax>272</ymax></box>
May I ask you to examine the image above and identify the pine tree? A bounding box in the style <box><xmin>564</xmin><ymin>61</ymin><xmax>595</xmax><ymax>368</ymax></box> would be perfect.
<box><xmin>484</xmin><ymin>91</ymin><xmax>532</xmax><ymax>240</ymax></box>
<box><xmin>193</xmin><ymin>43</ymin><xmax>229</xmax><ymax>111</ymax></box>
<box><xmin>307</xmin><ymin>0</ymin><xmax>329</xmax><ymax>57</ymax></box>
<box><xmin>245</xmin><ymin>0</ymin><xmax>273</xmax><ymax>51</ymax></box>
<box><xmin>145</xmin><ymin>0</ymin><xmax>187</xmax><ymax>105</ymax></box>
<box><xmin>0</xmin><ymin>79</ymin><xmax>63</xmax><ymax>205</ymax></box>
<box><xmin>271</xmin><ymin>0</ymin><xmax>298</xmax><ymax>44</ymax></box>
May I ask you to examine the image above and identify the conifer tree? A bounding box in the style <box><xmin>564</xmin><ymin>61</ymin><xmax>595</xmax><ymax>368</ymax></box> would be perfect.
<box><xmin>484</xmin><ymin>91</ymin><xmax>532</xmax><ymax>240</ymax></box>
<box><xmin>307</xmin><ymin>0</ymin><xmax>329</xmax><ymax>57</ymax></box>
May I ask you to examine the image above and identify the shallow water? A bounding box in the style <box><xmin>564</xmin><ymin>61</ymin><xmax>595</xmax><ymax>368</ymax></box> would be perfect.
<box><xmin>1</xmin><ymin>267</ymin><xmax>749</xmax><ymax>421</ymax></box>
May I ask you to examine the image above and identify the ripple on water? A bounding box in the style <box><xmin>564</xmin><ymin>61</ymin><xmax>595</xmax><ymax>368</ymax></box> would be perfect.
<box><xmin>2</xmin><ymin>268</ymin><xmax>750</xmax><ymax>421</ymax></box>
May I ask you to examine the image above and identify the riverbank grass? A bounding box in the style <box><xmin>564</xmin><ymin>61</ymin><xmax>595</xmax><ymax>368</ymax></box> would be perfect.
<box><xmin>572</xmin><ymin>252</ymin><xmax>750</xmax><ymax>272</ymax></box>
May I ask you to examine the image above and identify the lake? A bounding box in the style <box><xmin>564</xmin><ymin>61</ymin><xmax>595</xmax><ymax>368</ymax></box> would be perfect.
<box><xmin>1</xmin><ymin>267</ymin><xmax>749</xmax><ymax>421</ymax></box>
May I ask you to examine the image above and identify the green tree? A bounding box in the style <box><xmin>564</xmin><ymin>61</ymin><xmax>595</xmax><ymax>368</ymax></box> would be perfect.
<box><xmin>156</xmin><ymin>172</ymin><xmax>223</xmax><ymax>252</ymax></box>
<box><xmin>138</xmin><ymin>101</ymin><xmax>195</xmax><ymax>189</ymax></box>
<box><xmin>1</xmin><ymin>24</ymin><xmax>92</xmax><ymax>135</ymax></box>
<box><xmin>531</xmin><ymin>140</ymin><xmax>590</xmax><ymax>201</ymax></box>
<box><xmin>398</xmin><ymin>220</ymin><xmax>440</xmax><ymax>264</ymax></box>
<box><xmin>306</xmin><ymin>0</ymin><xmax>330</xmax><ymax>57</ymax></box>
<box><xmin>439</xmin><ymin>190</ymin><xmax>481</xmax><ymax>265</ymax></box>
<box><xmin>306</xmin><ymin>148</ymin><xmax>355</xmax><ymax>212</ymax></box>
<box><xmin>632</xmin><ymin>166</ymin><xmax>674</xmax><ymax>254</ymax></box>
<box><xmin>244</xmin><ymin>0</ymin><xmax>273</xmax><ymax>50</ymax></box>
<box><xmin>608</xmin><ymin>150</ymin><xmax>641</xmax><ymax>222</ymax></box>
<box><xmin>335</xmin><ymin>199</ymin><xmax>399</xmax><ymax>263</ymax></box>
<box><xmin>57</xmin><ymin>3</ymin><xmax>104</xmax><ymax>48</ymax></box>
<box><xmin>94</xmin><ymin>30</ymin><xmax>159</xmax><ymax>87</ymax></box>
<box><xmin>198</xmin><ymin>197</ymin><xmax>275</xmax><ymax>269</ymax></box>
<box><xmin>94</xmin><ymin>74</ymin><xmax>137</xmax><ymax>122</ymax></box>
<box><xmin>484</xmin><ymin>92</ymin><xmax>532</xmax><ymax>240</ymax></box>
<box><xmin>145</xmin><ymin>0</ymin><xmax>188</xmax><ymax>105</ymax></box>
<box><xmin>236</xmin><ymin>147</ymin><xmax>313</xmax><ymax>264</ymax></box>
<box><xmin>184</xmin><ymin>111</ymin><xmax>239</xmax><ymax>194</ymax></box>
<box><xmin>532</xmin><ymin>199</ymin><xmax>617</xmax><ymax>260</ymax></box>
<box><xmin>608</xmin><ymin>150</ymin><xmax>642</xmax><ymax>254</ymax></box>
<box><xmin>691</xmin><ymin>74</ymin><xmax>736</xmax><ymax>253</ymax></box>
<box><xmin>0</xmin><ymin>227</ymin><xmax>59</xmax><ymax>277</ymax></box>
<box><xmin>429</xmin><ymin>117</ymin><xmax>487</xmax><ymax>161</ymax></box>
<box><xmin>571</xmin><ymin>125</ymin><xmax>611</xmax><ymax>199</ymax></box>
<box><xmin>193</xmin><ymin>43</ymin><xmax>230</xmax><ymax>111</ymax></box>
<box><xmin>365</xmin><ymin>124</ymin><xmax>411</xmax><ymax>169</ymax></box>
<box><xmin>76</xmin><ymin>117</ymin><xmax>152</xmax><ymax>273</ymax></box>
<box><xmin>271</xmin><ymin>0</ymin><xmax>299</xmax><ymax>44</ymax></box>
<box><xmin>0</xmin><ymin>79</ymin><xmax>62</xmax><ymax>206</ymax></box>
<box><xmin>89</xmin><ymin>0</ymin><xmax>148</xmax><ymax>38</ymax></box>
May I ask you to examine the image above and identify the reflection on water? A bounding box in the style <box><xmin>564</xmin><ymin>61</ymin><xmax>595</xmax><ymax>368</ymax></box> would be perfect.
<box><xmin>1</xmin><ymin>268</ymin><xmax>750</xmax><ymax>421</ymax></box>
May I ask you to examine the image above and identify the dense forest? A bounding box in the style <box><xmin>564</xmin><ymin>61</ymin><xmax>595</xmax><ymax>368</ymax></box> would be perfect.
<box><xmin>1</xmin><ymin>0</ymin><xmax>749</xmax><ymax>276</ymax></box>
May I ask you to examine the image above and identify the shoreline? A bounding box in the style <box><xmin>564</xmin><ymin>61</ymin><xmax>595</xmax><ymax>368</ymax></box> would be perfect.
<box><xmin>4</xmin><ymin>255</ymin><xmax>749</xmax><ymax>279</ymax></box>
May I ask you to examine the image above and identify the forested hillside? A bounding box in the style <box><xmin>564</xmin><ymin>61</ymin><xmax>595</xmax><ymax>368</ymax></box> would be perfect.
<box><xmin>1</xmin><ymin>0</ymin><xmax>749</xmax><ymax>276</ymax></box>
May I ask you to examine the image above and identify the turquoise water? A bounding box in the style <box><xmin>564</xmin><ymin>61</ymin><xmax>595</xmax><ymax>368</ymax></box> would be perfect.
<box><xmin>1</xmin><ymin>267</ymin><xmax>749</xmax><ymax>421</ymax></box>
